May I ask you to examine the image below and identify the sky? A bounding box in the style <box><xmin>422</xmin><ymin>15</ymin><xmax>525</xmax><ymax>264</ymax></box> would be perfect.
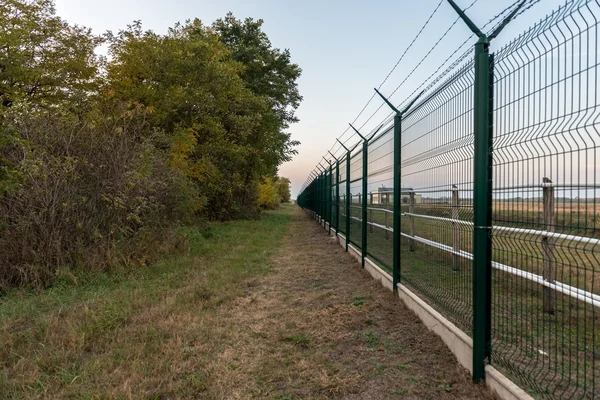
<box><xmin>54</xmin><ymin>0</ymin><xmax>565</xmax><ymax>198</ymax></box>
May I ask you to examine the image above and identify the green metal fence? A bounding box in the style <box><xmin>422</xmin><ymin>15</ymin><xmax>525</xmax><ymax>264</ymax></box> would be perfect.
<box><xmin>297</xmin><ymin>0</ymin><xmax>600</xmax><ymax>398</ymax></box>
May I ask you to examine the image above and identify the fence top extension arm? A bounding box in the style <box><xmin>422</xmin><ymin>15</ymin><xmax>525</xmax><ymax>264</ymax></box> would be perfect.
<box><xmin>446</xmin><ymin>0</ymin><xmax>526</xmax><ymax>43</ymax></box>
<box><xmin>349</xmin><ymin>123</ymin><xmax>386</xmax><ymax>143</ymax></box>
<box><xmin>374</xmin><ymin>88</ymin><xmax>424</xmax><ymax>117</ymax></box>
<box><xmin>336</xmin><ymin>137</ymin><xmax>362</xmax><ymax>154</ymax></box>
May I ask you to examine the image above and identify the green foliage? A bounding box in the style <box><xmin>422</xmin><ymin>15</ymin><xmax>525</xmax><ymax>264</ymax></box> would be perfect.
<box><xmin>0</xmin><ymin>0</ymin><xmax>101</xmax><ymax>114</ymax></box>
<box><xmin>0</xmin><ymin>102</ymin><xmax>196</xmax><ymax>288</ymax></box>
<box><xmin>257</xmin><ymin>177</ymin><xmax>281</xmax><ymax>210</ymax></box>
<box><xmin>275</xmin><ymin>177</ymin><xmax>292</xmax><ymax>203</ymax></box>
<box><xmin>213</xmin><ymin>14</ymin><xmax>301</xmax><ymax>176</ymax></box>
<box><xmin>106</xmin><ymin>18</ymin><xmax>300</xmax><ymax>219</ymax></box>
<box><xmin>0</xmin><ymin>1</ymin><xmax>302</xmax><ymax>289</ymax></box>
<box><xmin>283</xmin><ymin>334</ymin><xmax>311</xmax><ymax>347</ymax></box>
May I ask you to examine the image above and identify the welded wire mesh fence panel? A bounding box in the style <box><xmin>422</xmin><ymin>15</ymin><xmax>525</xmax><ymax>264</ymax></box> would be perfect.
<box><xmin>491</xmin><ymin>1</ymin><xmax>600</xmax><ymax>397</ymax></box>
<box><xmin>399</xmin><ymin>61</ymin><xmax>475</xmax><ymax>334</ymax></box>
<box><xmin>366</xmin><ymin>126</ymin><xmax>395</xmax><ymax>272</ymax></box>
<box><xmin>297</xmin><ymin>1</ymin><xmax>600</xmax><ymax>397</ymax></box>
<box><xmin>349</xmin><ymin>149</ymin><xmax>363</xmax><ymax>248</ymax></box>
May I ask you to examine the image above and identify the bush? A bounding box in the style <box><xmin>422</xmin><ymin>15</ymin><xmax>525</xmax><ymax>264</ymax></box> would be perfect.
<box><xmin>0</xmin><ymin>103</ymin><xmax>198</xmax><ymax>289</ymax></box>
<box><xmin>257</xmin><ymin>177</ymin><xmax>281</xmax><ymax>210</ymax></box>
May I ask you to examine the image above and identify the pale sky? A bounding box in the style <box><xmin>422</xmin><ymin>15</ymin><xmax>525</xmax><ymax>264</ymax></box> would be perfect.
<box><xmin>54</xmin><ymin>0</ymin><xmax>564</xmax><ymax>198</ymax></box>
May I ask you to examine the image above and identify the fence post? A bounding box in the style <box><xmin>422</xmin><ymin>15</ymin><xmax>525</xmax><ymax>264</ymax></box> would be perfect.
<box><xmin>452</xmin><ymin>185</ymin><xmax>460</xmax><ymax>271</ymax></box>
<box><xmin>320</xmin><ymin>173</ymin><xmax>324</xmax><ymax>225</ymax></box>
<box><xmin>385</xmin><ymin>208</ymin><xmax>389</xmax><ymax>240</ymax></box>
<box><xmin>409</xmin><ymin>191</ymin><xmax>415</xmax><ymax>252</ymax></box>
<box><xmin>542</xmin><ymin>177</ymin><xmax>555</xmax><ymax>314</ymax></box>
<box><xmin>316</xmin><ymin>174</ymin><xmax>320</xmax><ymax>222</ymax></box>
<box><xmin>336</xmin><ymin>161</ymin><xmax>340</xmax><ymax>236</ymax></box>
<box><xmin>471</xmin><ymin>39</ymin><xmax>493</xmax><ymax>384</ymax></box>
<box><xmin>317</xmin><ymin>174</ymin><xmax>320</xmax><ymax>223</ymax></box>
<box><xmin>324</xmin><ymin>169</ymin><xmax>328</xmax><ymax>229</ymax></box>
<box><xmin>322</xmin><ymin>172</ymin><xmax>325</xmax><ymax>227</ymax></box>
<box><xmin>346</xmin><ymin>152</ymin><xmax>351</xmax><ymax>252</ymax></box>
<box><xmin>374</xmin><ymin>88</ymin><xmax>423</xmax><ymax>292</ymax></box>
<box><xmin>328</xmin><ymin>161</ymin><xmax>333</xmax><ymax>235</ymax></box>
<box><xmin>362</xmin><ymin>141</ymin><xmax>368</xmax><ymax>268</ymax></box>
<box><xmin>393</xmin><ymin>113</ymin><xmax>402</xmax><ymax>289</ymax></box>
<box><xmin>324</xmin><ymin>170</ymin><xmax>328</xmax><ymax>229</ymax></box>
<box><xmin>446</xmin><ymin>0</ymin><xmax>526</xmax><ymax>380</ymax></box>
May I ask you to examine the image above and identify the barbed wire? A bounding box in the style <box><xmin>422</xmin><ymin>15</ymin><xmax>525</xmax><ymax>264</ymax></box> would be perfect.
<box><xmin>307</xmin><ymin>0</ymin><xmax>546</xmax><ymax>186</ymax></box>
<box><xmin>351</xmin><ymin>0</ymin><xmax>546</xmax><ymax>153</ymax></box>
<box><xmin>328</xmin><ymin>0</ymin><xmax>447</xmax><ymax>156</ymax></box>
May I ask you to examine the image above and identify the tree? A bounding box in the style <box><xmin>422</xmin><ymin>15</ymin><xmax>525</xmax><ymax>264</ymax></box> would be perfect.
<box><xmin>257</xmin><ymin>177</ymin><xmax>280</xmax><ymax>209</ymax></box>
<box><xmin>0</xmin><ymin>2</ymin><xmax>305</xmax><ymax>288</ymax></box>
<box><xmin>107</xmin><ymin>20</ymin><xmax>268</xmax><ymax>219</ymax></box>
<box><xmin>1</xmin><ymin>0</ymin><xmax>100</xmax><ymax>198</ymax></box>
<box><xmin>0</xmin><ymin>0</ymin><xmax>100</xmax><ymax>115</ymax></box>
<box><xmin>213</xmin><ymin>14</ymin><xmax>302</xmax><ymax>176</ymax></box>
<box><xmin>276</xmin><ymin>177</ymin><xmax>291</xmax><ymax>203</ymax></box>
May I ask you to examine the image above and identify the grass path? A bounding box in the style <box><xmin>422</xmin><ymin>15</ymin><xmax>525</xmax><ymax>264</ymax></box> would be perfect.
<box><xmin>1</xmin><ymin>204</ymin><xmax>492</xmax><ymax>399</ymax></box>
<box><xmin>197</xmin><ymin>206</ymin><xmax>492</xmax><ymax>399</ymax></box>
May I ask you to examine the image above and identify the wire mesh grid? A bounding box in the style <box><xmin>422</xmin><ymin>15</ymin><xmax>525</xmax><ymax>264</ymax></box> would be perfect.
<box><xmin>491</xmin><ymin>0</ymin><xmax>600</xmax><ymax>397</ymax></box>
<box><xmin>398</xmin><ymin>60</ymin><xmax>475</xmax><ymax>334</ymax></box>
<box><xmin>296</xmin><ymin>0</ymin><xmax>600</xmax><ymax>397</ymax></box>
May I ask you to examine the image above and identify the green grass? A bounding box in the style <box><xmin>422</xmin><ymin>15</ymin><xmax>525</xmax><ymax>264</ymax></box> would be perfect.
<box><xmin>0</xmin><ymin>204</ymin><xmax>294</xmax><ymax>398</ymax></box>
<box><xmin>283</xmin><ymin>334</ymin><xmax>311</xmax><ymax>347</ymax></box>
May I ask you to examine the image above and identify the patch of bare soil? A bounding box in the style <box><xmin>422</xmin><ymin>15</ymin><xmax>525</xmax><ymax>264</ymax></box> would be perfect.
<box><xmin>200</xmin><ymin>206</ymin><xmax>494</xmax><ymax>399</ymax></box>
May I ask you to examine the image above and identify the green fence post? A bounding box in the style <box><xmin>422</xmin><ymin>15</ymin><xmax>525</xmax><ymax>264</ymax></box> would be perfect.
<box><xmin>320</xmin><ymin>170</ymin><xmax>325</xmax><ymax>227</ymax></box>
<box><xmin>324</xmin><ymin>171</ymin><xmax>327</xmax><ymax>228</ymax></box>
<box><xmin>318</xmin><ymin>172</ymin><xmax>323</xmax><ymax>224</ymax></box>
<box><xmin>446</xmin><ymin>0</ymin><xmax>524</xmax><ymax>382</ymax></box>
<box><xmin>349</xmin><ymin>122</ymin><xmax>384</xmax><ymax>268</ymax></box>
<box><xmin>361</xmin><ymin>141</ymin><xmax>368</xmax><ymax>268</ymax></box>
<box><xmin>315</xmin><ymin>174</ymin><xmax>319</xmax><ymax>221</ymax></box>
<box><xmin>349</xmin><ymin>124</ymin><xmax>368</xmax><ymax>267</ymax></box>
<box><xmin>336</xmin><ymin>139</ymin><xmax>353</xmax><ymax>253</ymax></box>
<box><xmin>471</xmin><ymin>40</ymin><xmax>494</xmax><ymax>382</ymax></box>
<box><xmin>375</xmin><ymin>89</ymin><xmax>423</xmax><ymax>293</ymax></box>
<box><xmin>335</xmin><ymin>161</ymin><xmax>340</xmax><ymax>235</ymax></box>
<box><xmin>328</xmin><ymin>151</ymin><xmax>341</xmax><ymax>237</ymax></box>
<box><xmin>322</xmin><ymin>168</ymin><xmax>326</xmax><ymax>229</ymax></box>
<box><xmin>327</xmin><ymin>160</ymin><xmax>333</xmax><ymax>234</ymax></box>
<box><xmin>393</xmin><ymin>114</ymin><xmax>401</xmax><ymax>288</ymax></box>
<box><xmin>345</xmin><ymin>151</ymin><xmax>351</xmax><ymax>252</ymax></box>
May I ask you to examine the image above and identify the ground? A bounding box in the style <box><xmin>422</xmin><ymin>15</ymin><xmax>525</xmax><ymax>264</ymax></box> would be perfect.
<box><xmin>200</xmin><ymin>206</ymin><xmax>492</xmax><ymax>399</ymax></box>
<box><xmin>1</xmin><ymin>205</ymin><xmax>493</xmax><ymax>399</ymax></box>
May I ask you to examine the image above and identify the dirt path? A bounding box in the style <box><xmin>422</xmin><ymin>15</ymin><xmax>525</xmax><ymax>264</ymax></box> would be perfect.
<box><xmin>202</xmin><ymin>206</ymin><xmax>492</xmax><ymax>399</ymax></box>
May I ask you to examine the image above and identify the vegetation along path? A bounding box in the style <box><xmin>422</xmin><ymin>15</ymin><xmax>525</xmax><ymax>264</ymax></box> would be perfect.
<box><xmin>1</xmin><ymin>205</ymin><xmax>492</xmax><ymax>399</ymax></box>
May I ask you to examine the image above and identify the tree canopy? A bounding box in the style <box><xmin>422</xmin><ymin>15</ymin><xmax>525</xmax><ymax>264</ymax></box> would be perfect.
<box><xmin>0</xmin><ymin>0</ymin><xmax>301</xmax><ymax>288</ymax></box>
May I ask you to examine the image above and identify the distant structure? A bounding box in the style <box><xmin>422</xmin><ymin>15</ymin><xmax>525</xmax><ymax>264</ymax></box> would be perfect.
<box><xmin>373</xmin><ymin>186</ymin><xmax>423</xmax><ymax>205</ymax></box>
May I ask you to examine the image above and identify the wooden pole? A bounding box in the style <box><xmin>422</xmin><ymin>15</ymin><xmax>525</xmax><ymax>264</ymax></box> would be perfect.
<box><xmin>452</xmin><ymin>185</ymin><xmax>460</xmax><ymax>271</ymax></box>
<box><xmin>542</xmin><ymin>177</ymin><xmax>556</xmax><ymax>314</ymax></box>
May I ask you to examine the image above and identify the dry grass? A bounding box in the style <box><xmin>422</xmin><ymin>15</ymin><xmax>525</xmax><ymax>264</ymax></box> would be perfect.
<box><xmin>197</xmin><ymin>206</ymin><xmax>493</xmax><ymax>399</ymax></box>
